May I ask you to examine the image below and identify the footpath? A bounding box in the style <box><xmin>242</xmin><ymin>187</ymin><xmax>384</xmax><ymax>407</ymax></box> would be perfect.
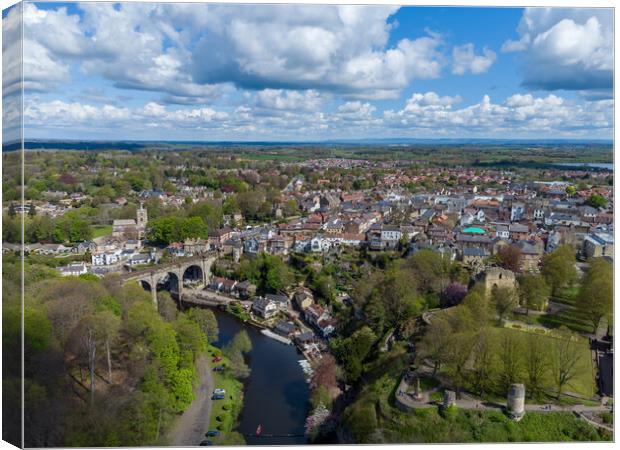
<box><xmin>166</xmin><ymin>355</ymin><xmax>214</xmax><ymax>446</ymax></box>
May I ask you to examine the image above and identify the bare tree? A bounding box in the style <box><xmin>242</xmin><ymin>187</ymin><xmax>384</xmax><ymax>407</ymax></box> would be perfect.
<box><xmin>552</xmin><ymin>329</ymin><xmax>581</xmax><ymax>399</ymax></box>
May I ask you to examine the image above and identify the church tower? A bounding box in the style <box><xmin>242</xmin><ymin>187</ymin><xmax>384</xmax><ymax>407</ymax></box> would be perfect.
<box><xmin>137</xmin><ymin>202</ymin><xmax>148</xmax><ymax>229</ymax></box>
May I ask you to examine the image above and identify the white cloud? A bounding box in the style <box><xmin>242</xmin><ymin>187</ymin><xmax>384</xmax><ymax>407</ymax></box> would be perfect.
<box><xmin>190</xmin><ymin>4</ymin><xmax>445</xmax><ymax>99</ymax></box>
<box><xmin>502</xmin><ymin>8</ymin><xmax>612</xmax><ymax>92</ymax></box>
<box><xmin>452</xmin><ymin>43</ymin><xmax>496</xmax><ymax>75</ymax></box>
<box><xmin>254</xmin><ymin>89</ymin><xmax>325</xmax><ymax>112</ymax></box>
<box><xmin>22</xmin><ymin>92</ymin><xmax>612</xmax><ymax>140</ymax></box>
<box><xmin>383</xmin><ymin>91</ymin><xmax>612</xmax><ymax>136</ymax></box>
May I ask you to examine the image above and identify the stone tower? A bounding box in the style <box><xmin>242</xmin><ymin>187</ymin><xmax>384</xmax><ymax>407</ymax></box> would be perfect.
<box><xmin>137</xmin><ymin>202</ymin><xmax>148</xmax><ymax>228</ymax></box>
<box><xmin>482</xmin><ymin>267</ymin><xmax>517</xmax><ymax>294</ymax></box>
<box><xmin>507</xmin><ymin>383</ymin><xmax>525</xmax><ymax>421</ymax></box>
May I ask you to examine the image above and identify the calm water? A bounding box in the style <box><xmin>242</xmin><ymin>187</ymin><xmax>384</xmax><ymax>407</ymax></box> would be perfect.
<box><xmin>554</xmin><ymin>162</ymin><xmax>613</xmax><ymax>170</ymax></box>
<box><xmin>209</xmin><ymin>309</ymin><xmax>310</xmax><ymax>445</ymax></box>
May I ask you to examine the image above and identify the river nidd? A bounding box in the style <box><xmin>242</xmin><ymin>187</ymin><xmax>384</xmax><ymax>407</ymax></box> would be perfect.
<box><xmin>210</xmin><ymin>308</ymin><xmax>310</xmax><ymax>445</ymax></box>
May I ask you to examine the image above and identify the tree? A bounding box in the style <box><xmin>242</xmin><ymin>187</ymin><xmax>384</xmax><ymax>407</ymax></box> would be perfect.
<box><xmin>497</xmin><ymin>246</ymin><xmax>523</xmax><ymax>273</ymax></box>
<box><xmin>499</xmin><ymin>333</ymin><xmax>523</xmax><ymax>393</ymax></box>
<box><xmin>576</xmin><ymin>258</ymin><xmax>613</xmax><ymax>333</ymax></box>
<box><xmin>406</xmin><ymin>249</ymin><xmax>450</xmax><ymax>294</ymax></box>
<box><xmin>157</xmin><ymin>292</ymin><xmax>178</xmax><ymax>322</ymax></box>
<box><xmin>187</xmin><ymin>308</ymin><xmax>219</xmax><ymax>343</ymax></box>
<box><xmin>331</xmin><ymin>326</ymin><xmax>376</xmax><ymax>382</ymax></box>
<box><xmin>28</xmin><ymin>203</ymin><xmax>37</xmax><ymax>217</ymax></box>
<box><xmin>525</xmin><ymin>334</ymin><xmax>548</xmax><ymax>400</ymax></box>
<box><xmin>440</xmin><ymin>282</ymin><xmax>468</xmax><ymax>307</ymax></box>
<box><xmin>417</xmin><ymin>315</ymin><xmax>452</xmax><ymax>376</ymax></box>
<box><xmin>381</xmin><ymin>268</ymin><xmax>424</xmax><ymax>328</ymax></box>
<box><xmin>552</xmin><ymin>329</ymin><xmax>582</xmax><ymax>399</ymax></box>
<box><xmin>223</xmin><ymin>331</ymin><xmax>252</xmax><ymax>379</ymax></box>
<box><xmin>263</xmin><ymin>255</ymin><xmax>294</xmax><ymax>293</ymax></box>
<box><xmin>444</xmin><ymin>329</ymin><xmax>475</xmax><ymax>398</ymax></box>
<box><xmin>541</xmin><ymin>245</ymin><xmax>577</xmax><ymax>296</ymax></box>
<box><xmin>565</xmin><ymin>185</ymin><xmax>576</xmax><ymax>197</ymax></box>
<box><xmin>180</xmin><ymin>216</ymin><xmax>208</xmax><ymax>240</ymax></box>
<box><xmin>585</xmin><ymin>194</ymin><xmax>607</xmax><ymax>209</ymax></box>
<box><xmin>519</xmin><ymin>274</ymin><xmax>551</xmax><ymax>314</ymax></box>
<box><xmin>470</xmin><ymin>328</ymin><xmax>496</xmax><ymax>396</ymax></box>
<box><xmin>312</xmin><ymin>274</ymin><xmax>336</xmax><ymax>303</ymax></box>
<box><xmin>68</xmin><ymin>315</ymin><xmax>100</xmax><ymax>405</ymax></box>
<box><xmin>94</xmin><ymin>311</ymin><xmax>121</xmax><ymax>383</ymax></box>
<box><xmin>490</xmin><ymin>286</ymin><xmax>518</xmax><ymax>324</ymax></box>
<box><xmin>311</xmin><ymin>354</ymin><xmax>338</xmax><ymax>393</ymax></box>
<box><xmin>8</xmin><ymin>202</ymin><xmax>16</xmax><ymax>217</ymax></box>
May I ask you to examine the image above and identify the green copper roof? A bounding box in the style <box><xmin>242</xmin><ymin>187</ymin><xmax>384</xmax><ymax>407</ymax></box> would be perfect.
<box><xmin>463</xmin><ymin>227</ymin><xmax>486</xmax><ymax>234</ymax></box>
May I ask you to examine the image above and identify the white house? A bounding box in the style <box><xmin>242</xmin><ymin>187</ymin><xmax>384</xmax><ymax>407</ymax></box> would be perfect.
<box><xmin>252</xmin><ymin>297</ymin><xmax>278</xmax><ymax>319</ymax></box>
<box><xmin>92</xmin><ymin>250</ymin><xmax>121</xmax><ymax>266</ymax></box>
<box><xmin>57</xmin><ymin>262</ymin><xmax>88</xmax><ymax>277</ymax></box>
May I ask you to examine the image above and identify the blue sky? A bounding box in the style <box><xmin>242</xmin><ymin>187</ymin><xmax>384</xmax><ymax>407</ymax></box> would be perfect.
<box><xmin>2</xmin><ymin>2</ymin><xmax>614</xmax><ymax>142</ymax></box>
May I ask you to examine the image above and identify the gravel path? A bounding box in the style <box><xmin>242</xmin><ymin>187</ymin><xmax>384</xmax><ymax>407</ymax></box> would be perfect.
<box><xmin>166</xmin><ymin>355</ymin><xmax>214</xmax><ymax>446</ymax></box>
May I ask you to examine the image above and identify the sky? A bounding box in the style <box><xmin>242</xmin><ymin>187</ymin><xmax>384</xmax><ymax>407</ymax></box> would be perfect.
<box><xmin>1</xmin><ymin>2</ymin><xmax>615</xmax><ymax>142</ymax></box>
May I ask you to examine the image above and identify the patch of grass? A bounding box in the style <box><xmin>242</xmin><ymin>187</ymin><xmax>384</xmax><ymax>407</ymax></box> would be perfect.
<box><xmin>348</xmin><ymin>395</ymin><xmax>609</xmax><ymax>443</ymax></box>
<box><xmin>206</xmin><ymin>345</ymin><xmax>245</xmax><ymax>446</ymax></box>
<box><xmin>92</xmin><ymin>224</ymin><xmax>113</xmax><ymax>238</ymax></box>
<box><xmin>537</xmin><ymin>307</ymin><xmax>592</xmax><ymax>334</ymax></box>
<box><xmin>491</xmin><ymin>328</ymin><xmax>595</xmax><ymax>398</ymax></box>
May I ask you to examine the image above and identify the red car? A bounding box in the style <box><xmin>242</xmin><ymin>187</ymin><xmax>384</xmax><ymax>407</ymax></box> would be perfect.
<box><xmin>212</xmin><ymin>356</ymin><xmax>222</xmax><ymax>363</ymax></box>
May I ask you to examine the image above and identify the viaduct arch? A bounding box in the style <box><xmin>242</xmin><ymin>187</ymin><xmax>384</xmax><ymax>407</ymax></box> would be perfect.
<box><xmin>120</xmin><ymin>254</ymin><xmax>217</xmax><ymax>308</ymax></box>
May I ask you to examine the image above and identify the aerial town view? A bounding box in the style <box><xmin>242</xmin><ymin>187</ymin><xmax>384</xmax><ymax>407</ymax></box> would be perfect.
<box><xmin>1</xmin><ymin>1</ymin><xmax>615</xmax><ymax>448</ymax></box>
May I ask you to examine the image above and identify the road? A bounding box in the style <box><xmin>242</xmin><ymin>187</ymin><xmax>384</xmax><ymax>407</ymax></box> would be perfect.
<box><xmin>166</xmin><ymin>355</ymin><xmax>213</xmax><ymax>446</ymax></box>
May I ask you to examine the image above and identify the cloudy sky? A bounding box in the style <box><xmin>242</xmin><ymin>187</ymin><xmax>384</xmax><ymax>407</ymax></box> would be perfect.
<box><xmin>2</xmin><ymin>2</ymin><xmax>614</xmax><ymax>142</ymax></box>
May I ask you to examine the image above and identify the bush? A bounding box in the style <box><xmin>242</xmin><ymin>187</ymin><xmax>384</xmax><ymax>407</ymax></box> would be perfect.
<box><xmin>600</xmin><ymin>412</ymin><xmax>613</xmax><ymax>424</ymax></box>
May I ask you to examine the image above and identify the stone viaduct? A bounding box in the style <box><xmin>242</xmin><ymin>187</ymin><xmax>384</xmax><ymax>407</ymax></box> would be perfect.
<box><xmin>119</xmin><ymin>253</ymin><xmax>217</xmax><ymax>307</ymax></box>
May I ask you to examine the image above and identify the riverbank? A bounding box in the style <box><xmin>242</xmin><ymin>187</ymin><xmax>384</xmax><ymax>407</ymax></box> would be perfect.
<box><xmin>165</xmin><ymin>355</ymin><xmax>214</xmax><ymax>446</ymax></box>
<box><xmin>207</xmin><ymin>345</ymin><xmax>246</xmax><ymax>445</ymax></box>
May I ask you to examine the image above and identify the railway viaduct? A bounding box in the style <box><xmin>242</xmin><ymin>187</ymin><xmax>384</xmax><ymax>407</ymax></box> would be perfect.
<box><xmin>119</xmin><ymin>253</ymin><xmax>217</xmax><ymax>307</ymax></box>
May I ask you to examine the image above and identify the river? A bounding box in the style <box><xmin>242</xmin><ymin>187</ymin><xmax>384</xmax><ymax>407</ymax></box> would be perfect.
<box><xmin>208</xmin><ymin>308</ymin><xmax>310</xmax><ymax>445</ymax></box>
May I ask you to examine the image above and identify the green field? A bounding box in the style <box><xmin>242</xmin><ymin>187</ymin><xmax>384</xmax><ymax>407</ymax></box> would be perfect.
<box><xmin>92</xmin><ymin>224</ymin><xmax>113</xmax><ymax>238</ymax></box>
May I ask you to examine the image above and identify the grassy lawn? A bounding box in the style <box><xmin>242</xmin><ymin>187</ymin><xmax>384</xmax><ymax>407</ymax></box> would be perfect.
<box><xmin>206</xmin><ymin>346</ymin><xmax>246</xmax><ymax>445</ymax></box>
<box><xmin>492</xmin><ymin>327</ymin><xmax>595</xmax><ymax>398</ymax></box>
<box><xmin>92</xmin><ymin>224</ymin><xmax>113</xmax><ymax>238</ymax></box>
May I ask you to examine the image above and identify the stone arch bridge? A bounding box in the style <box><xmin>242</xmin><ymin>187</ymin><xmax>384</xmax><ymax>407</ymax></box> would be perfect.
<box><xmin>119</xmin><ymin>254</ymin><xmax>217</xmax><ymax>307</ymax></box>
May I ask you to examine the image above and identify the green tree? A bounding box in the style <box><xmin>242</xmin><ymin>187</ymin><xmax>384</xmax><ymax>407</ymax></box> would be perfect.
<box><xmin>576</xmin><ymin>258</ymin><xmax>613</xmax><ymax>333</ymax></box>
<box><xmin>406</xmin><ymin>249</ymin><xmax>450</xmax><ymax>294</ymax></box>
<box><xmin>180</xmin><ymin>216</ymin><xmax>209</xmax><ymax>240</ymax></box>
<box><xmin>187</xmin><ymin>308</ymin><xmax>219</xmax><ymax>343</ymax></box>
<box><xmin>525</xmin><ymin>334</ymin><xmax>548</xmax><ymax>400</ymax></box>
<box><xmin>519</xmin><ymin>274</ymin><xmax>551</xmax><ymax>314</ymax></box>
<box><xmin>498</xmin><ymin>333</ymin><xmax>523</xmax><ymax>393</ymax></box>
<box><xmin>585</xmin><ymin>194</ymin><xmax>607</xmax><ymax>209</ymax></box>
<box><xmin>541</xmin><ymin>245</ymin><xmax>577</xmax><ymax>296</ymax></box>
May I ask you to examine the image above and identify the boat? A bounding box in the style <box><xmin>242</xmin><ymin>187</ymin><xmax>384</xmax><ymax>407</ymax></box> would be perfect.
<box><xmin>255</xmin><ymin>424</ymin><xmax>262</xmax><ymax>436</ymax></box>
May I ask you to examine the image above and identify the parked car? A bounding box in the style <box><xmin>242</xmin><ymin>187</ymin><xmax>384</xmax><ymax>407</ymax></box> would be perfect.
<box><xmin>199</xmin><ymin>440</ymin><xmax>212</xmax><ymax>446</ymax></box>
<box><xmin>213</xmin><ymin>388</ymin><xmax>226</xmax><ymax>395</ymax></box>
<box><xmin>211</xmin><ymin>393</ymin><xmax>225</xmax><ymax>400</ymax></box>
<box><xmin>213</xmin><ymin>365</ymin><xmax>225</xmax><ymax>372</ymax></box>
<box><xmin>206</xmin><ymin>431</ymin><xmax>220</xmax><ymax>437</ymax></box>
<box><xmin>212</xmin><ymin>356</ymin><xmax>222</xmax><ymax>363</ymax></box>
